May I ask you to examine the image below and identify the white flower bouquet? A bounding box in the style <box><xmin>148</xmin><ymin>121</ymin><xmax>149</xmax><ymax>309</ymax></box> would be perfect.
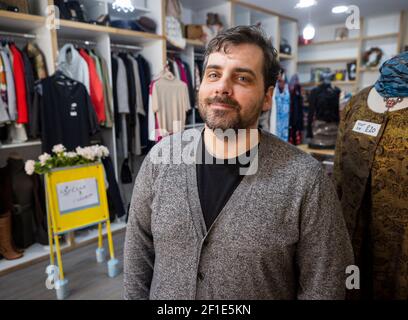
<box><xmin>25</xmin><ymin>144</ymin><xmax>109</xmax><ymax>175</ymax></box>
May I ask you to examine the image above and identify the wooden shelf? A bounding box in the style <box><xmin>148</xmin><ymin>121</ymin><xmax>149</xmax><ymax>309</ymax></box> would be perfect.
<box><xmin>0</xmin><ymin>10</ymin><xmax>45</xmax><ymax>33</ymax></box>
<box><xmin>279</xmin><ymin>53</ymin><xmax>293</xmax><ymax>60</ymax></box>
<box><xmin>57</xmin><ymin>19</ymin><xmax>164</xmax><ymax>43</ymax></box>
<box><xmin>362</xmin><ymin>33</ymin><xmax>399</xmax><ymax>41</ymax></box>
<box><xmin>299</xmin><ymin>37</ymin><xmax>361</xmax><ymax>47</ymax></box>
<box><xmin>186</xmin><ymin>38</ymin><xmax>206</xmax><ymax>47</ymax></box>
<box><xmin>301</xmin><ymin>81</ymin><xmax>357</xmax><ymax>87</ymax></box>
<box><xmin>110</xmin><ymin>27</ymin><xmax>164</xmax><ymax>44</ymax></box>
<box><xmin>298</xmin><ymin>58</ymin><xmax>357</xmax><ymax>65</ymax></box>
<box><xmin>359</xmin><ymin>67</ymin><xmax>380</xmax><ymax>72</ymax></box>
<box><xmin>297</xmin><ymin>144</ymin><xmax>335</xmax><ymax>156</ymax></box>
<box><xmin>0</xmin><ymin>140</ymin><xmax>41</xmax><ymax>150</ymax></box>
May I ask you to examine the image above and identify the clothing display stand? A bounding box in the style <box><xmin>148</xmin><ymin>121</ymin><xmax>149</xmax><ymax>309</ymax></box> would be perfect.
<box><xmin>0</xmin><ymin>0</ymin><xmax>305</xmax><ymax>275</ymax></box>
<box><xmin>0</xmin><ymin>0</ymin><xmax>165</xmax><ymax>276</ymax></box>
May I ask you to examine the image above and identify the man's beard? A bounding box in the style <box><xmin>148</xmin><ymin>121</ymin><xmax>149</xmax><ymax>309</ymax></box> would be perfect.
<box><xmin>198</xmin><ymin>95</ymin><xmax>263</xmax><ymax>131</ymax></box>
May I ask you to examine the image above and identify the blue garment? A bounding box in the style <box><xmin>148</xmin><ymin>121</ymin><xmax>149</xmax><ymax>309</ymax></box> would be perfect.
<box><xmin>374</xmin><ymin>51</ymin><xmax>408</xmax><ymax>98</ymax></box>
<box><xmin>275</xmin><ymin>84</ymin><xmax>290</xmax><ymax>142</ymax></box>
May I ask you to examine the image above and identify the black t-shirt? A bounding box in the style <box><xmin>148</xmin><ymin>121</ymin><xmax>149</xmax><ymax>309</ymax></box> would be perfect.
<box><xmin>196</xmin><ymin>134</ymin><xmax>256</xmax><ymax>230</ymax></box>
<box><xmin>38</xmin><ymin>74</ymin><xmax>99</xmax><ymax>153</ymax></box>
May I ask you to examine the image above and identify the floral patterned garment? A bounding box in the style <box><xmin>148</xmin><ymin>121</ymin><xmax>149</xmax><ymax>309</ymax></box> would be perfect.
<box><xmin>334</xmin><ymin>86</ymin><xmax>408</xmax><ymax>299</ymax></box>
<box><xmin>275</xmin><ymin>84</ymin><xmax>290</xmax><ymax>142</ymax></box>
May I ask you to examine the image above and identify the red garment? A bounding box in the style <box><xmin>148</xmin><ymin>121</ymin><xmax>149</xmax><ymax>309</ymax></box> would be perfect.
<box><xmin>175</xmin><ymin>58</ymin><xmax>188</xmax><ymax>86</ymax></box>
<box><xmin>9</xmin><ymin>44</ymin><xmax>28</xmax><ymax>124</ymax></box>
<box><xmin>79</xmin><ymin>49</ymin><xmax>106</xmax><ymax>123</ymax></box>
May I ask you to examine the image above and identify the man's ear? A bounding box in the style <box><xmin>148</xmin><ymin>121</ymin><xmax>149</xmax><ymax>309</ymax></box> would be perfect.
<box><xmin>262</xmin><ymin>86</ymin><xmax>274</xmax><ymax>112</ymax></box>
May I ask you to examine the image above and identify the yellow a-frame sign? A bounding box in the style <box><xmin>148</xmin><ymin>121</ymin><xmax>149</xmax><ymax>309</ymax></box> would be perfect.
<box><xmin>45</xmin><ymin>162</ymin><xmax>119</xmax><ymax>299</ymax></box>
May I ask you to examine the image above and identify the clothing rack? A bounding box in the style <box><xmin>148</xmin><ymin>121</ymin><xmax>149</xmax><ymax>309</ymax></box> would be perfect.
<box><xmin>110</xmin><ymin>43</ymin><xmax>142</xmax><ymax>51</ymax></box>
<box><xmin>0</xmin><ymin>30</ymin><xmax>36</xmax><ymax>40</ymax></box>
<box><xmin>58</xmin><ymin>38</ymin><xmax>97</xmax><ymax>46</ymax></box>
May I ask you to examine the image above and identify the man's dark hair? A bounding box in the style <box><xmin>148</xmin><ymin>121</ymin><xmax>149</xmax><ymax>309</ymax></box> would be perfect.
<box><xmin>203</xmin><ymin>25</ymin><xmax>280</xmax><ymax>93</ymax></box>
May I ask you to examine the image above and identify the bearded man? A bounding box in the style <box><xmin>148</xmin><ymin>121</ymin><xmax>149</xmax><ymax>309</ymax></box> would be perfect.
<box><xmin>124</xmin><ymin>26</ymin><xmax>353</xmax><ymax>300</ymax></box>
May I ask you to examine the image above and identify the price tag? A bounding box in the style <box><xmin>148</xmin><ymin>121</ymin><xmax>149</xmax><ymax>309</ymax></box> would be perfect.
<box><xmin>352</xmin><ymin>120</ymin><xmax>381</xmax><ymax>137</ymax></box>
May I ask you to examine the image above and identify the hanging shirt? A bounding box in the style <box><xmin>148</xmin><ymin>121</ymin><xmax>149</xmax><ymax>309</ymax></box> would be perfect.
<box><xmin>148</xmin><ymin>79</ymin><xmax>159</xmax><ymax>141</ymax></box>
<box><xmin>9</xmin><ymin>44</ymin><xmax>28</xmax><ymax>124</ymax></box>
<box><xmin>275</xmin><ymin>84</ymin><xmax>290</xmax><ymax>142</ymax></box>
<box><xmin>175</xmin><ymin>58</ymin><xmax>188</xmax><ymax>85</ymax></box>
<box><xmin>57</xmin><ymin>44</ymin><xmax>90</xmax><ymax>93</ymax></box>
<box><xmin>0</xmin><ymin>48</ymin><xmax>16</xmax><ymax>121</ymax></box>
<box><xmin>183</xmin><ymin>61</ymin><xmax>195</xmax><ymax>109</ymax></box>
<box><xmin>0</xmin><ymin>54</ymin><xmax>7</xmax><ymax>104</ymax></box>
<box><xmin>38</xmin><ymin>74</ymin><xmax>99</xmax><ymax>153</ymax></box>
<box><xmin>79</xmin><ymin>49</ymin><xmax>106</xmax><ymax>124</ymax></box>
<box><xmin>151</xmin><ymin>75</ymin><xmax>190</xmax><ymax>136</ymax></box>
<box><xmin>119</xmin><ymin>53</ymin><xmax>136</xmax><ymax>127</ymax></box>
<box><xmin>0</xmin><ymin>54</ymin><xmax>10</xmax><ymax>124</ymax></box>
<box><xmin>112</xmin><ymin>54</ymin><xmax>130</xmax><ymax>160</ymax></box>
<box><xmin>129</xmin><ymin>54</ymin><xmax>145</xmax><ymax>156</ymax></box>
<box><xmin>96</xmin><ymin>53</ymin><xmax>114</xmax><ymax>128</ymax></box>
<box><xmin>172</xmin><ymin>60</ymin><xmax>180</xmax><ymax>79</ymax></box>
<box><xmin>269</xmin><ymin>86</ymin><xmax>277</xmax><ymax>135</ymax></box>
<box><xmin>25</xmin><ymin>42</ymin><xmax>48</xmax><ymax>80</ymax></box>
<box><xmin>0</xmin><ymin>97</ymin><xmax>9</xmax><ymax>124</ymax></box>
<box><xmin>307</xmin><ymin>83</ymin><xmax>341</xmax><ymax>137</ymax></box>
<box><xmin>135</xmin><ymin>55</ymin><xmax>151</xmax><ymax>152</ymax></box>
<box><xmin>113</xmin><ymin>55</ymin><xmax>130</xmax><ymax>114</ymax></box>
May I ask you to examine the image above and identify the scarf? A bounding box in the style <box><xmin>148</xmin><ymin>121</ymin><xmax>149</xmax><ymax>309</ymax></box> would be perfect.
<box><xmin>374</xmin><ymin>51</ymin><xmax>408</xmax><ymax>98</ymax></box>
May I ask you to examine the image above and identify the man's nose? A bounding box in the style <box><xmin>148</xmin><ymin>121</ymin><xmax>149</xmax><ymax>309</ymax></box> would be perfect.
<box><xmin>214</xmin><ymin>77</ymin><xmax>232</xmax><ymax>96</ymax></box>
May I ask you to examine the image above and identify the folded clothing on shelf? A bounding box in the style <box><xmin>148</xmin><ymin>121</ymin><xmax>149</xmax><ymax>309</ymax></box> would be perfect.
<box><xmin>110</xmin><ymin>17</ymin><xmax>157</xmax><ymax>33</ymax></box>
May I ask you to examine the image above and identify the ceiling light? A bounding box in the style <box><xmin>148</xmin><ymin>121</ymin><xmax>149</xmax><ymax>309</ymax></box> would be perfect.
<box><xmin>295</xmin><ymin>0</ymin><xmax>317</xmax><ymax>9</ymax></box>
<box><xmin>303</xmin><ymin>24</ymin><xmax>316</xmax><ymax>40</ymax></box>
<box><xmin>332</xmin><ymin>5</ymin><xmax>349</xmax><ymax>14</ymax></box>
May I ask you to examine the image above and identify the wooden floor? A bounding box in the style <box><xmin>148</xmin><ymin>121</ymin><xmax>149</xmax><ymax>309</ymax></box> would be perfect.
<box><xmin>0</xmin><ymin>230</ymin><xmax>126</xmax><ymax>300</ymax></box>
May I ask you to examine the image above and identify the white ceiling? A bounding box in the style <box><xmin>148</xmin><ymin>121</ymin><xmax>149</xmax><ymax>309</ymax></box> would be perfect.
<box><xmin>181</xmin><ymin>0</ymin><xmax>408</xmax><ymax>26</ymax></box>
<box><xmin>239</xmin><ymin>0</ymin><xmax>408</xmax><ymax>27</ymax></box>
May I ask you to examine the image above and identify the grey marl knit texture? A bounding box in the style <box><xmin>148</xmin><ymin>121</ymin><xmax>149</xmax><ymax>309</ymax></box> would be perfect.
<box><xmin>123</xmin><ymin>128</ymin><xmax>354</xmax><ymax>300</ymax></box>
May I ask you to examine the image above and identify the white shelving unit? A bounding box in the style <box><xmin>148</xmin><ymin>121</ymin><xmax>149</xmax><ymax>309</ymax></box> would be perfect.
<box><xmin>359</xmin><ymin>13</ymin><xmax>403</xmax><ymax>90</ymax></box>
<box><xmin>230</xmin><ymin>1</ymin><xmax>298</xmax><ymax>79</ymax></box>
<box><xmin>298</xmin><ymin>12</ymin><xmax>407</xmax><ymax>93</ymax></box>
<box><xmin>0</xmin><ymin>0</ymin><xmax>299</xmax><ymax>276</ymax></box>
<box><xmin>0</xmin><ymin>0</ymin><xmax>166</xmax><ymax>275</ymax></box>
<box><xmin>279</xmin><ymin>17</ymin><xmax>298</xmax><ymax>78</ymax></box>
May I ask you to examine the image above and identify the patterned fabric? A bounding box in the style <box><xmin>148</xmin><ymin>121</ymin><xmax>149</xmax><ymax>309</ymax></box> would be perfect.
<box><xmin>25</xmin><ymin>42</ymin><xmax>48</xmax><ymax>80</ymax></box>
<box><xmin>275</xmin><ymin>84</ymin><xmax>290</xmax><ymax>142</ymax></box>
<box><xmin>0</xmin><ymin>54</ymin><xmax>7</xmax><ymax>104</ymax></box>
<box><xmin>334</xmin><ymin>86</ymin><xmax>408</xmax><ymax>299</ymax></box>
<box><xmin>374</xmin><ymin>51</ymin><xmax>408</xmax><ymax>98</ymax></box>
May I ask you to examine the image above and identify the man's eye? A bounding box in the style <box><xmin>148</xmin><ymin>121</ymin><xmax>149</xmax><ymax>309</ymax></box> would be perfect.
<box><xmin>208</xmin><ymin>73</ymin><xmax>218</xmax><ymax>79</ymax></box>
<box><xmin>238</xmin><ymin>76</ymin><xmax>248</xmax><ymax>82</ymax></box>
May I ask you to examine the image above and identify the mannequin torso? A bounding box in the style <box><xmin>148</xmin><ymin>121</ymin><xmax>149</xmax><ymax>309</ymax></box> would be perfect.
<box><xmin>367</xmin><ymin>87</ymin><xmax>408</xmax><ymax>113</ymax></box>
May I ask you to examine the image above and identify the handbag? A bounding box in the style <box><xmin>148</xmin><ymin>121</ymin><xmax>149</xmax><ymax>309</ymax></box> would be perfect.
<box><xmin>0</xmin><ymin>0</ymin><xmax>29</xmax><ymax>13</ymax></box>
<box><xmin>280</xmin><ymin>38</ymin><xmax>292</xmax><ymax>55</ymax></box>
<box><xmin>137</xmin><ymin>16</ymin><xmax>157</xmax><ymax>33</ymax></box>
<box><xmin>54</xmin><ymin>0</ymin><xmax>86</xmax><ymax>22</ymax></box>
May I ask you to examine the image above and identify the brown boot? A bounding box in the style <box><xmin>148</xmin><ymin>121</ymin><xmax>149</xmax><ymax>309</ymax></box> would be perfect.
<box><xmin>0</xmin><ymin>212</ymin><xmax>23</xmax><ymax>260</ymax></box>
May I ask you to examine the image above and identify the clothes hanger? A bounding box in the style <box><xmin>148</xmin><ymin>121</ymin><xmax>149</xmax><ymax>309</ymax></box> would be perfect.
<box><xmin>154</xmin><ymin>62</ymin><xmax>175</xmax><ymax>81</ymax></box>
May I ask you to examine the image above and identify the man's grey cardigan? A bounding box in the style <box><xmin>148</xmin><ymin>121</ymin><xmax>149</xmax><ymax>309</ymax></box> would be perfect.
<box><xmin>124</xmin><ymin>128</ymin><xmax>354</xmax><ymax>300</ymax></box>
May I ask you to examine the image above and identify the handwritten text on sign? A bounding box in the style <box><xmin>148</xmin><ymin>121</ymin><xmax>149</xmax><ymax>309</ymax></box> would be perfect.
<box><xmin>352</xmin><ymin>120</ymin><xmax>381</xmax><ymax>137</ymax></box>
<box><xmin>56</xmin><ymin>178</ymin><xmax>100</xmax><ymax>214</ymax></box>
